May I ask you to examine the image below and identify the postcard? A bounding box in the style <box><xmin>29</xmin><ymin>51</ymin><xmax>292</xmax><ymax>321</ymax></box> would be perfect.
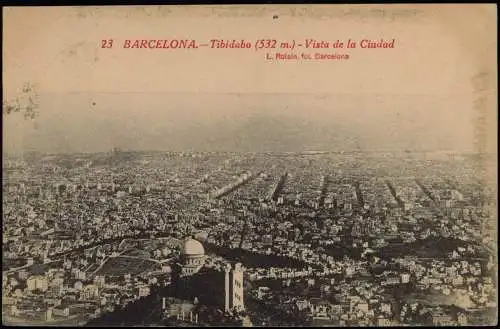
<box><xmin>2</xmin><ymin>4</ymin><xmax>497</xmax><ymax>327</ymax></box>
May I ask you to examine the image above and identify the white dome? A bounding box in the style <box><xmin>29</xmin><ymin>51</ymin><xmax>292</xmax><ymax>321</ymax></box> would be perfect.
<box><xmin>180</xmin><ymin>238</ymin><xmax>205</xmax><ymax>256</ymax></box>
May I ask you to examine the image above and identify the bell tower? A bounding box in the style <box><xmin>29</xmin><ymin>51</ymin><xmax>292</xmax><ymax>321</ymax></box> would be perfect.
<box><xmin>224</xmin><ymin>262</ymin><xmax>245</xmax><ymax>312</ymax></box>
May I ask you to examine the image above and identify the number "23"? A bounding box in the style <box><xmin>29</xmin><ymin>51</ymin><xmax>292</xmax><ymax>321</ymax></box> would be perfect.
<box><xmin>101</xmin><ymin>39</ymin><xmax>114</xmax><ymax>49</ymax></box>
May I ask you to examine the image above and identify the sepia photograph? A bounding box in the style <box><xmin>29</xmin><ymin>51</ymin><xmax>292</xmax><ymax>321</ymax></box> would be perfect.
<box><xmin>2</xmin><ymin>4</ymin><xmax>497</xmax><ymax>327</ymax></box>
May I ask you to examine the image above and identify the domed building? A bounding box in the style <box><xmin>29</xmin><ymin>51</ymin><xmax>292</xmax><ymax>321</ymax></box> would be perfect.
<box><xmin>176</xmin><ymin>237</ymin><xmax>206</xmax><ymax>277</ymax></box>
<box><xmin>167</xmin><ymin>237</ymin><xmax>247</xmax><ymax>318</ymax></box>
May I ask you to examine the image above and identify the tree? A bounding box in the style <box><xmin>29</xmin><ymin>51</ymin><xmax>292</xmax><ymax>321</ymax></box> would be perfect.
<box><xmin>3</xmin><ymin>82</ymin><xmax>38</xmax><ymax>120</ymax></box>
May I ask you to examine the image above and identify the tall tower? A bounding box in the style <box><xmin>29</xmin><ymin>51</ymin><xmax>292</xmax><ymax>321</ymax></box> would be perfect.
<box><xmin>224</xmin><ymin>262</ymin><xmax>245</xmax><ymax>312</ymax></box>
<box><xmin>232</xmin><ymin>263</ymin><xmax>244</xmax><ymax>311</ymax></box>
<box><xmin>224</xmin><ymin>264</ymin><xmax>231</xmax><ymax>312</ymax></box>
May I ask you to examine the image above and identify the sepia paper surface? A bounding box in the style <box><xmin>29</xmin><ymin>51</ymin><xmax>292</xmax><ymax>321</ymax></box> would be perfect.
<box><xmin>2</xmin><ymin>4</ymin><xmax>497</xmax><ymax>327</ymax></box>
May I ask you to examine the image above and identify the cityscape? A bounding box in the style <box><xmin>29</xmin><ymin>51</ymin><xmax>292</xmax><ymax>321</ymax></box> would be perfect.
<box><xmin>2</xmin><ymin>149</ymin><xmax>497</xmax><ymax>326</ymax></box>
<box><xmin>3</xmin><ymin>3</ymin><xmax>497</xmax><ymax>327</ymax></box>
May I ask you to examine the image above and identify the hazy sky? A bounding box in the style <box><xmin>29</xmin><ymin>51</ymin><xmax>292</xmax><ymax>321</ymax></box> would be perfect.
<box><xmin>3</xmin><ymin>5</ymin><xmax>497</xmax><ymax>154</ymax></box>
